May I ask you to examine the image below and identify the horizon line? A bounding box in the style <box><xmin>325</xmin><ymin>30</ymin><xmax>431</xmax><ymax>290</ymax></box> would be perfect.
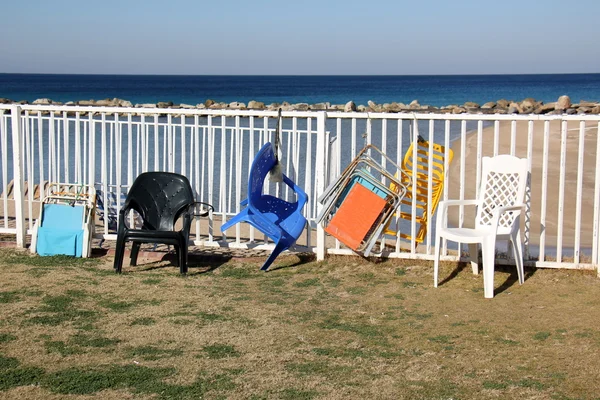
<box><xmin>1</xmin><ymin>72</ymin><xmax>600</xmax><ymax>77</ymax></box>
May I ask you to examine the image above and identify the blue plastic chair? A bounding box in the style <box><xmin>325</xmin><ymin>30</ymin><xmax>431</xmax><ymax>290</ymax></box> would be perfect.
<box><xmin>221</xmin><ymin>142</ymin><xmax>308</xmax><ymax>271</ymax></box>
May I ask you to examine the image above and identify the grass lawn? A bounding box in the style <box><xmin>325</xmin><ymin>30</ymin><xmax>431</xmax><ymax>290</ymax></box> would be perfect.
<box><xmin>0</xmin><ymin>247</ymin><xmax>599</xmax><ymax>399</ymax></box>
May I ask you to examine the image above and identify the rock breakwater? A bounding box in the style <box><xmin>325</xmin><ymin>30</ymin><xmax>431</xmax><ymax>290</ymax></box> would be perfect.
<box><xmin>0</xmin><ymin>95</ymin><xmax>599</xmax><ymax>115</ymax></box>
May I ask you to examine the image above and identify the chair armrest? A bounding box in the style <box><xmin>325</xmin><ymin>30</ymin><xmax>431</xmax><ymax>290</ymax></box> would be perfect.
<box><xmin>436</xmin><ymin>199</ymin><xmax>479</xmax><ymax>230</ymax></box>
<box><xmin>489</xmin><ymin>203</ymin><xmax>524</xmax><ymax>233</ymax></box>
<box><xmin>188</xmin><ymin>202</ymin><xmax>214</xmax><ymax>218</ymax></box>
<box><xmin>439</xmin><ymin>199</ymin><xmax>479</xmax><ymax>208</ymax></box>
<box><xmin>282</xmin><ymin>174</ymin><xmax>308</xmax><ymax>210</ymax></box>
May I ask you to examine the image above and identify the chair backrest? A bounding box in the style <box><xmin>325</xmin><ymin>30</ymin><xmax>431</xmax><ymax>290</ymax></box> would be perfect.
<box><xmin>475</xmin><ymin>155</ymin><xmax>528</xmax><ymax>232</ymax></box>
<box><xmin>41</xmin><ymin>203</ymin><xmax>85</xmax><ymax>230</ymax></box>
<box><xmin>125</xmin><ymin>172</ymin><xmax>195</xmax><ymax>231</ymax></box>
<box><xmin>402</xmin><ymin>138</ymin><xmax>451</xmax><ymax>183</ymax></box>
<box><xmin>248</xmin><ymin>143</ymin><xmax>277</xmax><ymax>205</ymax></box>
<box><xmin>386</xmin><ymin>138</ymin><xmax>453</xmax><ymax>243</ymax></box>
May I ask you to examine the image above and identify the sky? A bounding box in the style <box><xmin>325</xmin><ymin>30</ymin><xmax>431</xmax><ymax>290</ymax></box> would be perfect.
<box><xmin>1</xmin><ymin>0</ymin><xmax>599</xmax><ymax>75</ymax></box>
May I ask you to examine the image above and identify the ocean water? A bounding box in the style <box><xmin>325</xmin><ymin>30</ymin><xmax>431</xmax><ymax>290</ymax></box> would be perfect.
<box><xmin>1</xmin><ymin>73</ymin><xmax>599</xmax><ymax>107</ymax></box>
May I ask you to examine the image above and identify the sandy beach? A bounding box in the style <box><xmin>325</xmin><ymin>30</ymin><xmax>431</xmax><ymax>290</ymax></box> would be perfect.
<box><xmin>448</xmin><ymin>119</ymin><xmax>600</xmax><ymax>248</ymax></box>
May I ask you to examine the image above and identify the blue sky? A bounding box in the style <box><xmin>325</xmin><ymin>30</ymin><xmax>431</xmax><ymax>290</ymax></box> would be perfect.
<box><xmin>1</xmin><ymin>0</ymin><xmax>599</xmax><ymax>75</ymax></box>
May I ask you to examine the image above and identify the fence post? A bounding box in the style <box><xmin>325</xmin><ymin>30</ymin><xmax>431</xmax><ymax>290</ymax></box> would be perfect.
<box><xmin>10</xmin><ymin>105</ymin><xmax>26</xmax><ymax>248</ymax></box>
<box><xmin>315</xmin><ymin>112</ymin><xmax>327</xmax><ymax>261</ymax></box>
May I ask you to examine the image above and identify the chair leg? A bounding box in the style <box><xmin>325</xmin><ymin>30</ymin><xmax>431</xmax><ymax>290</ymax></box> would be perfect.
<box><xmin>130</xmin><ymin>242</ymin><xmax>141</xmax><ymax>266</ymax></box>
<box><xmin>178</xmin><ymin>243</ymin><xmax>189</xmax><ymax>274</ymax></box>
<box><xmin>113</xmin><ymin>236</ymin><xmax>127</xmax><ymax>274</ymax></box>
<box><xmin>510</xmin><ymin>230</ymin><xmax>525</xmax><ymax>285</ymax></box>
<box><xmin>261</xmin><ymin>241</ymin><xmax>288</xmax><ymax>271</ymax></box>
<box><xmin>481</xmin><ymin>237</ymin><xmax>496</xmax><ymax>299</ymax></box>
<box><xmin>468</xmin><ymin>243</ymin><xmax>479</xmax><ymax>275</ymax></box>
<box><xmin>433</xmin><ymin>233</ymin><xmax>442</xmax><ymax>288</ymax></box>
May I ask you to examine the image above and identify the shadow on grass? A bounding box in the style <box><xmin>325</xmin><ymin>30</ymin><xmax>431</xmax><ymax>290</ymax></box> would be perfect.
<box><xmin>438</xmin><ymin>261</ymin><xmax>537</xmax><ymax>296</ymax></box>
<box><xmin>114</xmin><ymin>252</ymin><xmax>232</xmax><ymax>275</ymax></box>
<box><xmin>266</xmin><ymin>253</ymin><xmax>316</xmax><ymax>272</ymax></box>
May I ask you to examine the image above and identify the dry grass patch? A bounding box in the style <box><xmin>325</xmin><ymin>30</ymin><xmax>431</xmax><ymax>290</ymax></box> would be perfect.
<box><xmin>0</xmin><ymin>249</ymin><xmax>599</xmax><ymax>399</ymax></box>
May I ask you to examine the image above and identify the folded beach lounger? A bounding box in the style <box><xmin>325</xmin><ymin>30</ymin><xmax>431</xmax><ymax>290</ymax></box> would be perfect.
<box><xmin>30</xmin><ymin>183</ymin><xmax>97</xmax><ymax>258</ymax></box>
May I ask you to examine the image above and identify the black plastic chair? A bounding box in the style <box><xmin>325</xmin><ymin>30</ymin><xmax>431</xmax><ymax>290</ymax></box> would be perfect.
<box><xmin>113</xmin><ymin>172</ymin><xmax>212</xmax><ymax>274</ymax></box>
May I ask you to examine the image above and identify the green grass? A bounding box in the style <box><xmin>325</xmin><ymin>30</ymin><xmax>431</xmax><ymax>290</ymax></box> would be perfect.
<box><xmin>0</xmin><ymin>252</ymin><xmax>101</xmax><ymax>268</ymax></box>
<box><xmin>0</xmin><ymin>333</ymin><xmax>16</xmax><ymax>343</ymax></box>
<box><xmin>201</xmin><ymin>344</ymin><xmax>240</xmax><ymax>359</ymax></box>
<box><xmin>126</xmin><ymin>345</ymin><xmax>184</xmax><ymax>361</ymax></box>
<box><xmin>0</xmin><ymin>291</ymin><xmax>20</xmax><ymax>304</ymax></box>
<box><xmin>130</xmin><ymin>317</ymin><xmax>156</xmax><ymax>326</ymax></box>
<box><xmin>0</xmin><ymin>248</ymin><xmax>599</xmax><ymax>399</ymax></box>
<box><xmin>533</xmin><ymin>331</ymin><xmax>552</xmax><ymax>341</ymax></box>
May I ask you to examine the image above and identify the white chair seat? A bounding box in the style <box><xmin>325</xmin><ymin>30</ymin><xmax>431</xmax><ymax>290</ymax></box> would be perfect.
<box><xmin>440</xmin><ymin>227</ymin><xmax>496</xmax><ymax>242</ymax></box>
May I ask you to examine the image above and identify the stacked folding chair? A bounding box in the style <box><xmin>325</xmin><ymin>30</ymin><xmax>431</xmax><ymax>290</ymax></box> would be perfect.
<box><xmin>317</xmin><ymin>144</ymin><xmax>410</xmax><ymax>256</ymax></box>
<box><xmin>30</xmin><ymin>183</ymin><xmax>97</xmax><ymax>258</ymax></box>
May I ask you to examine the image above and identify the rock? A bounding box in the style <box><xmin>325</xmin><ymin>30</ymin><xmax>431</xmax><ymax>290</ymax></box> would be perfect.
<box><xmin>209</xmin><ymin>102</ymin><xmax>227</xmax><ymax>109</ymax></box>
<box><xmin>477</xmin><ymin>108</ymin><xmax>498</xmax><ymax>115</ymax></box>
<box><xmin>344</xmin><ymin>101</ymin><xmax>356</xmax><ymax>112</ymax></box>
<box><xmin>95</xmin><ymin>98</ymin><xmax>116</xmax><ymax>107</ymax></box>
<box><xmin>579</xmin><ymin>100</ymin><xmax>597</xmax><ymax>107</ymax></box>
<box><xmin>592</xmin><ymin>105</ymin><xmax>600</xmax><ymax>114</ymax></box>
<box><xmin>464</xmin><ymin>101</ymin><xmax>480</xmax><ymax>108</ymax></box>
<box><xmin>521</xmin><ymin>98</ymin><xmax>538</xmax><ymax>112</ymax></box>
<box><xmin>204</xmin><ymin>99</ymin><xmax>215</xmax><ymax>108</ymax></box>
<box><xmin>481</xmin><ymin>101</ymin><xmax>496</xmax><ymax>109</ymax></box>
<box><xmin>310</xmin><ymin>102</ymin><xmax>329</xmax><ymax>110</ymax></box>
<box><xmin>78</xmin><ymin>100</ymin><xmax>96</xmax><ymax>106</ymax></box>
<box><xmin>157</xmin><ymin>101</ymin><xmax>173</xmax><ymax>108</ymax></box>
<box><xmin>367</xmin><ymin>100</ymin><xmax>382</xmax><ymax>112</ymax></box>
<box><xmin>539</xmin><ymin>102</ymin><xmax>556</xmax><ymax>113</ymax></box>
<box><xmin>566</xmin><ymin>108</ymin><xmax>577</xmax><ymax>115</ymax></box>
<box><xmin>451</xmin><ymin>106</ymin><xmax>466</xmax><ymax>114</ymax></box>
<box><xmin>556</xmin><ymin>95</ymin><xmax>571</xmax><ymax>110</ymax></box>
<box><xmin>293</xmin><ymin>103</ymin><xmax>309</xmax><ymax>111</ymax></box>
<box><xmin>228</xmin><ymin>101</ymin><xmax>246</xmax><ymax>110</ymax></box>
<box><xmin>496</xmin><ymin>99</ymin><xmax>510</xmax><ymax>109</ymax></box>
<box><xmin>115</xmin><ymin>98</ymin><xmax>133</xmax><ymax>107</ymax></box>
<box><xmin>179</xmin><ymin>103</ymin><xmax>196</xmax><ymax>109</ymax></box>
<box><xmin>577</xmin><ymin>107</ymin><xmax>591</xmax><ymax>114</ymax></box>
<box><xmin>357</xmin><ymin>105</ymin><xmax>368</xmax><ymax>112</ymax></box>
<box><xmin>383</xmin><ymin>102</ymin><xmax>402</xmax><ymax>112</ymax></box>
<box><xmin>279</xmin><ymin>103</ymin><xmax>294</xmax><ymax>111</ymax></box>
<box><xmin>196</xmin><ymin>103</ymin><xmax>206</xmax><ymax>109</ymax></box>
<box><xmin>248</xmin><ymin>100</ymin><xmax>265</xmax><ymax>109</ymax></box>
<box><xmin>409</xmin><ymin>100</ymin><xmax>420</xmax><ymax>109</ymax></box>
<box><xmin>33</xmin><ymin>98</ymin><xmax>53</xmax><ymax>105</ymax></box>
<box><xmin>0</xmin><ymin>98</ymin><xmax>13</xmax><ymax>104</ymax></box>
<box><xmin>137</xmin><ymin>103</ymin><xmax>157</xmax><ymax>108</ymax></box>
<box><xmin>508</xmin><ymin>102</ymin><xmax>522</xmax><ymax>114</ymax></box>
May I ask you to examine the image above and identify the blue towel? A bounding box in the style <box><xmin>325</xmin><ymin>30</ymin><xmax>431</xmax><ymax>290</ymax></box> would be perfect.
<box><xmin>36</xmin><ymin>204</ymin><xmax>85</xmax><ymax>257</ymax></box>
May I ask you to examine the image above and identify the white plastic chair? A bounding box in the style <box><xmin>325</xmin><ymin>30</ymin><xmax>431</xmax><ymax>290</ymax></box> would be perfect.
<box><xmin>433</xmin><ymin>155</ymin><xmax>529</xmax><ymax>298</ymax></box>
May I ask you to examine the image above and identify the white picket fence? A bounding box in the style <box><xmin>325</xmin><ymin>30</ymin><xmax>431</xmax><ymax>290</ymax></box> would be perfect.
<box><xmin>1</xmin><ymin>104</ymin><xmax>599</xmax><ymax>272</ymax></box>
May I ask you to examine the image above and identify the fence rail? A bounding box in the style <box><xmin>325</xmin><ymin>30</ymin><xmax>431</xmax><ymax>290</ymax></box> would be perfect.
<box><xmin>1</xmin><ymin>104</ymin><xmax>599</xmax><ymax>272</ymax></box>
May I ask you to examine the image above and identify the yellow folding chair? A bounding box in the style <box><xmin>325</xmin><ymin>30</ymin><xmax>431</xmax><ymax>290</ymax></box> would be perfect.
<box><xmin>385</xmin><ymin>137</ymin><xmax>453</xmax><ymax>245</ymax></box>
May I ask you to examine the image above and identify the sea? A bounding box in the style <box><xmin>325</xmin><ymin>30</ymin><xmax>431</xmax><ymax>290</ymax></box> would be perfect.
<box><xmin>1</xmin><ymin>73</ymin><xmax>600</xmax><ymax>107</ymax></box>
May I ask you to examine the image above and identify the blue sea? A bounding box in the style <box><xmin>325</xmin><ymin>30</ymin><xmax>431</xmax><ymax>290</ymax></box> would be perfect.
<box><xmin>1</xmin><ymin>73</ymin><xmax>600</xmax><ymax>107</ymax></box>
